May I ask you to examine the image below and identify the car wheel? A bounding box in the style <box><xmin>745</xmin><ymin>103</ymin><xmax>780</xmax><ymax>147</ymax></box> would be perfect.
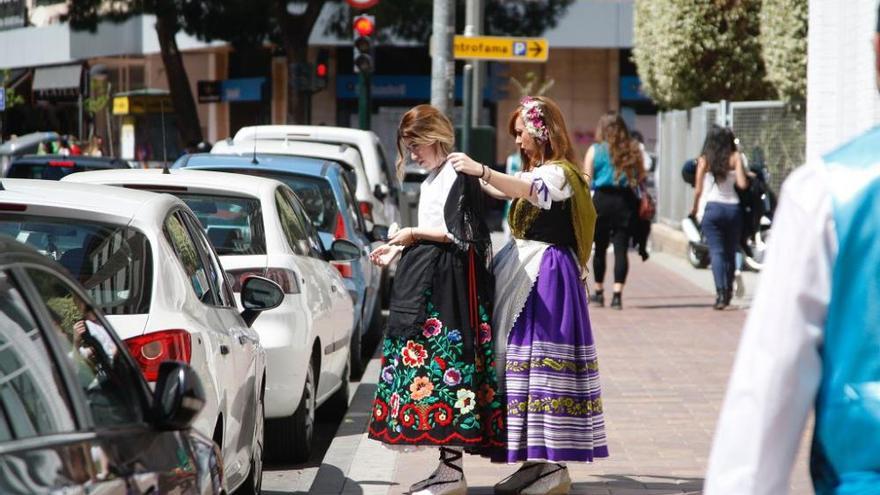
<box><xmin>349</xmin><ymin>317</ymin><xmax>364</xmax><ymax>376</ymax></box>
<box><xmin>322</xmin><ymin>359</ymin><xmax>350</xmax><ymax>422</ymax></box>
<box><xmin>266</xmin><ymin>357</ymin><xmax>316</xmax><ymax>464</ymax></box>
<box><xmin>237</xmin><ymin>392</ymin><xmax>264</xmax><ymax>494</ymax></box>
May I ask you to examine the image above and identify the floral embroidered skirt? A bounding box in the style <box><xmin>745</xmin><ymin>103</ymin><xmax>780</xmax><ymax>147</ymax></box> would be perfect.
<box><xmin>503</xmin><ymin>246</ymin><xmax>609</xmax><ymax>463</ymax></box>
<box><xmin>369</xmin><ymin>293</ymin><xmax>505</xmax><ymax>453</ymax></box>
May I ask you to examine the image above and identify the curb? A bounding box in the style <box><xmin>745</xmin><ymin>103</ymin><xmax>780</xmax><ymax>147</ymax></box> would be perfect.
<box><xmin>310</xmin><ymin>352</ymin><xmax>394</xmax><ymax>494</ymax></box>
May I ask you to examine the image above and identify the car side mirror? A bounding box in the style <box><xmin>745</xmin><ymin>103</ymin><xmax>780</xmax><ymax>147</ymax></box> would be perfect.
<box><xmin>152</xmin><ymin>361</ymin><xmax>205</xmax><ymax>430</ymax></box>
<box><xmin>240</xmin><ymin>275</ymin><xmax>284</xmax><ymax>327</ymax></box>
<box><xmin>329</xmin><ymin>238</ymin><xmax>360</xmax><ymax>262</ymax></box>
<box><xmin>369</xmin><ymin>225</ymin><xmax>389</xmax><ymax>243</ymax></box>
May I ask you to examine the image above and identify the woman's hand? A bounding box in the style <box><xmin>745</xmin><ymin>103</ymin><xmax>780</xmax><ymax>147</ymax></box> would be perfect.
<box><xmin>387</xmin><ymin>227</ymin><xmax>418</xmax><ymax>247</ymax></box>
<box><xmin>369</xmin><ymin>244</ymin><xmax>403</xmax><ymax>267</ymax></box>
<box><xmin>449</xmin><ymin>152</ymin><xmax>485</xmax><ymax>177</ymax></box>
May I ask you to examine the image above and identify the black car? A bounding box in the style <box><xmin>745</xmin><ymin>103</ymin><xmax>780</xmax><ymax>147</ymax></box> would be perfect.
<box><xmin>5</xmin><ymin>154</ymin><xmax>130</xmax><ymax>180</ymax></box>
<box><xmin>0</xmin><ymin>236</ymin><xmax>224</xmax><ymax>494</ymax></box>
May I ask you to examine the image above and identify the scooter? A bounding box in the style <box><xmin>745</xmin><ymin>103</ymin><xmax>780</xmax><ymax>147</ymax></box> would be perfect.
<box><xmin>679</xmin><ymin>157</ymin><xmax>776</xmax><ymax>272</ymax></box>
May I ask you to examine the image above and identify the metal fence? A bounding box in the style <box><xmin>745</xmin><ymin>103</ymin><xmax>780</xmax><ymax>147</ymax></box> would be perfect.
<box><xmin>655</xmin><ymin>100</ymin><xmax>805</xmax><ymax>226</ymax></box>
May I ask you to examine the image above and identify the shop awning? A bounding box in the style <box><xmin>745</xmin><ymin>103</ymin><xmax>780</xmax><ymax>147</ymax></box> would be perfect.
<box><xmin>32</xmin><ymin>64</ymin><xmax>83</xmax><ymax>97</ymax></box>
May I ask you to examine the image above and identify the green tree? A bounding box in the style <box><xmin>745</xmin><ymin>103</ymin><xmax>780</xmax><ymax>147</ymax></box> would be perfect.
<box><xmin>179</xmin><ymin>0</ymin><xmax>325</xmax><ymax>124</ymax></box>
<box><xmin>325</xmin><ymin>0</ymin><xmax>574</xmax><ymax>45</ymax></box>
<box><xmin>760</xmin><ymin>0</ymin><xmax>807</xmax><ymax>101</ymax></box>
<box><xmin>632</xmin><ymin>0</ymin><xmax>775</xmax><ymax>109</ymax></box>
<box><xmin>66</xmin><ymin>0</ymin><xmax>204</xmax><ymax>147</ymax></box>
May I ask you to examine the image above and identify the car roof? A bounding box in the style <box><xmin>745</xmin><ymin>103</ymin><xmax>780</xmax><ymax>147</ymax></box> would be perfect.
<box><xmin>212</xmin><ymin>139</ymin><xmax>359</xmax><ymax>170</ymax></box>
<box><xmin>233</xmin><ymin>125</ymin><xmax>376</xmax><ymax>146</ymax></box>
<box><xmin>0</xmin><ymin>132</ymin><xmax>59</xmax><ymax>154</ymax></box>
<box><xmin>63</xmin><ymin>168</ymin><xmax>284</xmax><ymax>198</ymax></box>
<box><xmin>177</xmin><ymin>153</ymin><xmax>343</xmax><ymax>178</ymax></box>
<box><xmin>0</xmin><ymin>178</ymin><xmax>179</xmax><ymax>224</ymax></box>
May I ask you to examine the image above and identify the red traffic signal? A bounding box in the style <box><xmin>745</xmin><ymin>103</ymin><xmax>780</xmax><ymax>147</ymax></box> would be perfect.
<box><xmin>353</xmin><ymin>15</ymin><xmax>375</xmax><ymax>37</ymax></box>
<box><xmin>316</xmin><ymin>63</ymin><xmax>328</xmax><ymax>78</ymax></box>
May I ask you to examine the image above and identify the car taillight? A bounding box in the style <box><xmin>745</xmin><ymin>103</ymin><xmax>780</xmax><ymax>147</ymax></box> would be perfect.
<box><xmin>330</xmin><ymin>261</ymin><xmax>353</xmax><ymax>278</ymax></box>
<box><xmin>48</xmin><ymin>160</ymin><xmax>75</xmax><ymax>168</ymax></box>
<box><xmin>226</xmin><ymin>267</ymin><xmax>300</xmax><ymax>294</ymax></box>
<box><xmin>124</xmin><ymin>329</ymin><xmax>192</xmax><ymax>382</ymax></box>
<box><xmin>358</xmin><ymin>201</ymin><xmax>373</xmax><ymax>223</ymax></box>
<box><xmin>334</xmin><ymin>212</ymin><xmax>347</xmax><ymax>240</ymax></box>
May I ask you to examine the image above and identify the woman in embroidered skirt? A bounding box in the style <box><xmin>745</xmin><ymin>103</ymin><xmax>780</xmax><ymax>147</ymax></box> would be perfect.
<box><xmin>450</xmin><ymin>96</ymin><xmax>608</xmax><ymax>495</ymax></box>
<box><xmin>367</xmin><ymin>105</ymin><xmax>505</xmax><ymax>495</ymax></box>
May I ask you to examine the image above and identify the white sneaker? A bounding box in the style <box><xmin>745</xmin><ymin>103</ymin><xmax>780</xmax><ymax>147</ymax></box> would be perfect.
<box><xmin>410</xmin><ymin>475</ymin><xmax>467</xmax><ymax>495</ymax></box>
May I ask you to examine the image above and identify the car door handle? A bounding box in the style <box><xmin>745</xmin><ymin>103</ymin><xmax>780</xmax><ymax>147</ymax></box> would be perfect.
<box><xmin>220</xmin><ymin>344</ymin><xmax>230</xmax><ymax>355</ymax></box>
<box><xmin>331</xmin><ymin>285</ymin><xmax>338</xmax><ymax>293</ymax></box>
<box><xmin>238</xmin><ymin>334</ymin><xmax>248</xmax><ymax>346</ymax></box>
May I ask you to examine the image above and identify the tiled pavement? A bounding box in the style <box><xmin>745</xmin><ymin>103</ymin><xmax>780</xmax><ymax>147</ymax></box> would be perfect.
<box><xmin>309</xmin><ymin>251</ymin><xmax>814</xmax><ymax>495</ymax></box>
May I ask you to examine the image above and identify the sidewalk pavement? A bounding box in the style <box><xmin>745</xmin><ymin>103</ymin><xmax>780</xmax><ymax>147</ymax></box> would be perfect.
<box><xmin>308</xmin><ymin>251</ymin><xmax>814</xmax><ymax>495</ymax></box>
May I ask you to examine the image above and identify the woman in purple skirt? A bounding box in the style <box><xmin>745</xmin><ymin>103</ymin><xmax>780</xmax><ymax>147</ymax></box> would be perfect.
<box><xmin>450</xmin><ymin>96</ymin><xmax>608</xmax><ymax>494</ymax></box>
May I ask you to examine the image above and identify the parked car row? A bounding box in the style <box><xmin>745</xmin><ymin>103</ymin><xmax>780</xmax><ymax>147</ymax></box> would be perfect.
<box><xmin>0</xmin><ymin>125</ymin><xmax>401</xmax><ymax>494</ymax></box>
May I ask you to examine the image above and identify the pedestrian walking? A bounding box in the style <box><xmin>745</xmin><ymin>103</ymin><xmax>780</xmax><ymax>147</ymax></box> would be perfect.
<box><xmin>583</xmin><ymin>112</ymin><xmax>644</xmax><ymax>309</ymax></box>
<box><xmin>690</xmin><ymin>126</ymin><xmax>749</xmax><ymax>310</ymax></box>
<box><xmin>450</xmin><ymin>95</ymin><xmax>608</xmax><ymax>495</ymax></box>
<box><xmin>705</xmin><ymin>7</ymin><xmax>880</xmax><ymax>493</ymax></box>
<box><xmin>367</xmin><ymin>104</ymin><xmax>504</xmax><ymax>495</ymax></box>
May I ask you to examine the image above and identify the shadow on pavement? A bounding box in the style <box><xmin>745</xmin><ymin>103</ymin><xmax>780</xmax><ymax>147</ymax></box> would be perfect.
<box><xmin>630</xmin><ymin>302</ymin><xmax>718</xmax><ymax>309</ymax></box>
<box><xmin>465</xmin><ymin>473</ymin><xmax>703</xmax><ymax>495</ymax></box>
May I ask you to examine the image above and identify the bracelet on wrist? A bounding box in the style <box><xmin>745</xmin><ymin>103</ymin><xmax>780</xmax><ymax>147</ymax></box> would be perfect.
<box><xmin>480</xmin><ymin>165</ymin><xmax>488</xmax><ymax>179</ymax></box>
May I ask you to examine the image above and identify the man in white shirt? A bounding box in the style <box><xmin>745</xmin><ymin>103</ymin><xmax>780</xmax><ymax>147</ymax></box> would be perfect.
<box><xmin>704</xmin><ymin>6</ymin><xmax>880</xmax><ymax>494</ymax></box>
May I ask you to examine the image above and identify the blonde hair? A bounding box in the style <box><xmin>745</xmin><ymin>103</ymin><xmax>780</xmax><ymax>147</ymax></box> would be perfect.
<box><xmin>595</xmin><ymin>111</ymin><xmax>644</xmax><ymax>186</ymax></box>
<box><xmin>396</xmin><ymin>104</ymin><xmax>455</xmax><ymax>179</ymax></box>
<box><xmin>507</xmin><ymin>96</ymin><xmax>577</xmax><ymax>171</ymax></box>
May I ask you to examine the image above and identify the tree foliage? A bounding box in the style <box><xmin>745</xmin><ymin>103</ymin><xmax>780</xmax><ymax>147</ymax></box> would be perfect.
<box><xmin>633</xmin><ymin>0</ymin><xmax>775</xmax><ymax>109</ymax></box>
<box><xmin>325</xmin><ymin>0</ymin><xmax>575</xmax><ymax>44</ymax></box>
<box><xmin>760</xmin><ymin>0</ymin><xmax>807</xmax><ymax>101</ymax></box>
<box><xmin>66</xmin><ymin>0</ymin><xmax>204</xmax><ymax>145</ymax></box>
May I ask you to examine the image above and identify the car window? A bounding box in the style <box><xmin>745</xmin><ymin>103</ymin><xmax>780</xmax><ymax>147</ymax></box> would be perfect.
<box><xmin>282</xmin><ymin>188</ymin><xmax>325</xmax><ymax>257</ymax></box>
<box><xmin>6</xmin><ymin>161</ymin><xmax>117</xmax><ymax>180</ymax></box>
<box><xmin>163</xmin><ymin>212</ymin><xmax>216</xmax><ymax>305</ymax></box>
<box><xmin>26</xmin><ymin>268</ymin><xmax>142</xmax><ymax>427</ymax></box>
<box><xmin>339</xmin><ymin>176</ymin><xmax>367</xmax><ymax>233</ymax></box>
<box><xmin>181</xmin><ymin>211</ymin><xmax>235</xmax><ymax>308</ymax></box>
<box><xmin>376</xmin><ymin>143</ymin><xmax>398</xmax><ymax>191</ymax></box>
<box><xmin>275</xmin><ymin>189</ymin><xmax>311</xmax><ymax>256</ymax></box>
<box><xmin>0</xmin><ymin>215</ymin><xmax>153</xmax><ymax>315</ymax></box>
<box><xmin>174</xmin><ymin>193</ymin><xmax>266</xmax><ymax>256</ymax></box>
<box><xmin>0</xmin><ymin>270</ymin><xmax>76</xmax><ymax>441</ymax></box>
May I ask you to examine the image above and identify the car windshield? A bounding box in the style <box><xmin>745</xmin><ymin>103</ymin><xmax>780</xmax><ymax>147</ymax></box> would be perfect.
<box><xmin>7</xmin><ymin>161</ymin><xmax>121</xmax><ymax>180</ymax></box>
<box><xmin>214</xmin><ymin>169</ymin><xmax>340</xmax><ymax>234</ymax></box>
<box><xmin>0</xmin><ymin>215</ymin><xmax>152</xmax><ymax>314</ymax></box>
<box><xmin>174</xmin><ymin>193</ymin><xmax>266</xmax><ymax>256</ymax></box>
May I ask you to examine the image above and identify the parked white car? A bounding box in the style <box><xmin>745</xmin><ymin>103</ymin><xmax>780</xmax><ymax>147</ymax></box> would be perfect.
<box><xmin>0</xmin><ymin>178</ymin><xmax>280</xmax><ymax>494</ymax></box>
<box><xmin>64</xmin><ymin>168</ymin><xmax>358</xmax><ymax>462</ymax></box>
<box><xmin>221</xmin><ymin>125</ymin><xmax>401</xmax><ymax>233</ymax></box>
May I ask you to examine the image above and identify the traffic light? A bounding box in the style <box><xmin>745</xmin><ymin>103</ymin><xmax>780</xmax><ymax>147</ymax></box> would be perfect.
<box><xmin>352</xmin><ymin>14</ymin><xmax>375</xmax><ymax>74</ymax></box>
<box><xmin>313</xmin><ymin>48</ymin><xmax>329</xmax><ymax>92</ymax></box>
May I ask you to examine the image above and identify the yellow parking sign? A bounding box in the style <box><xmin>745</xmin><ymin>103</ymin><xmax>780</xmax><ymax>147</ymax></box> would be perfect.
<box><xmin>453</xmin><ymin>35</ymin><xmax>548</xmax><ymax>63</ymax></box>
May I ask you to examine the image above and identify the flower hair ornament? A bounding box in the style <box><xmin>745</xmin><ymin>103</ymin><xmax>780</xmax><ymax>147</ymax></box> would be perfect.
<box><xmin>519</xmin><ymin>96</ymin><xmax>549</xmax><ymax>143</ymax></box>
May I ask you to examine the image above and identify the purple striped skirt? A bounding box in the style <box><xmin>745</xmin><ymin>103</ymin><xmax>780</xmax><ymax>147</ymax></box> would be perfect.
<box><xmin>503</xmin><ymin>246</ymin><xmax>609</xmax><ymax>463</ymax></box>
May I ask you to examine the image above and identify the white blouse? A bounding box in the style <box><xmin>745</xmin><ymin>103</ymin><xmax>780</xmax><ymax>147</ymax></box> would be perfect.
<box><xmin>517</xmin><ymin>163</ymin><xmax>573</xmax><ymax>210</ymax></box>
<box><xmin>704</xmin><ymin>163</ymin><xmax>835</xmax><ymax>494</ymax></box>
<box><xmin>417</xmin><ymin>160</ymin><xmax>458</xmax><ymax>231</ymax></box>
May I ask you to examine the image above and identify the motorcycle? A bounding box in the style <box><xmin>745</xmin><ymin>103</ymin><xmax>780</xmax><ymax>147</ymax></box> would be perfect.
<box><xmin>680</xmin><ymin>156</ymin><xmax>776</xmax><ymax>272</ymax></box>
